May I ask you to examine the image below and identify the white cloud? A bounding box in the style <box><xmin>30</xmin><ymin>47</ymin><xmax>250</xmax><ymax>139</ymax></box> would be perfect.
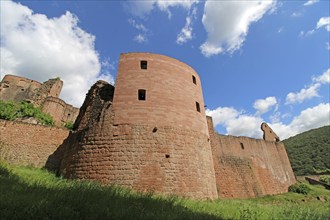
<box><xmin>285</xmin><ymin>83</ymin><xmax>321</xmax><ymax>105</ymax></box>
<box><xmin>207</xmin><ymin>103</ymin><xmax>330</xmax><ymax>140</ymax></box>
<box><xmin>303</xmin><ymin>0</ymin><xmax>319</xmax><ymax>6</ymax></box>
<box><xmin>200</xmin><ymin>0</ymin><xmax>276</xmax><ymax>57</ymax></box>
<box><xmin>206</xmin><ymin>107</ymin><xmax>263</xmax><ymax>138</ymax></box>
<box><xmin>253</xmin><ymin>96</ymin><xmax>277</xmax><ymax>115</ymax></box>
<box><xmin>271</xmin><ymin>103</ymin><xmax>330</xmax><ymax>139</ymax></box>
<box><xmin>316</xmin><ymin>17</ymin><xmax>330</xmax><ymax>31</ymax></box>
<box><xmin>206</xmin><ymin>107</ymin><xmax>241</xmax><ymax>127</ymax></box>
<box><xmin>326</xmin><ymin>42</ymin><xmax>330</xmax><ymax>50</ymax></box>
<box><xmin>0</xmin><ymin>1</ymin><xmax>114</xmax><ymax>107</ymax></box>
<box><xmin>301</xmin><ymin>17</ymin><xmax>330</xmax><ymax>37</ymax></box>
<box><xmin>292</xmin><ymin>12</ymin><xmax>302</xmax><ymax>18</ymax></box>
<box><xmin>126</xmin><ymin>0</ymin><xmax>198</xmax><ymax>18</ymax></box>
<box><xmin>134</xmin><ymin>34</ymin><xmax>147</xmax><ymax>43</ymax></box>
<box><xmin>176</xmin><ymin>7</ymin><xmax>197</xmax><ymax>44</ymax></box>
<box><xmin>286</xmin><ymin>69</ymin><xmax>330</xmax><ymax>105</ymax></box>
<box><xmin>313</xmin><ymin>68</ymin><xmax>330</xmax><ymax>84</ymax></box>
<box><xmin>128</xmin><ymin>19</ymin><xmax>149</xmax><ymax>43</ymax></box>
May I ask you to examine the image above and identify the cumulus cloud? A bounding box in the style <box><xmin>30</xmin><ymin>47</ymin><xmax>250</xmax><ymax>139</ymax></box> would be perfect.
<box><xmin>316</xmin><ymin>17</ymin><xmax>330</xmax><ymax>31</ymax></box>
<box><xmin>0</xmin><ymin>1</ymin><xmax>114</xmax><ymax>107</ymax></box>
<box><xmin>206</xmin><ymin>107</ymin><xmax>263</xmax><ymax>138</ymax></box>
<box><xmin>285</xmin><ymin>84</ymin><xmax>321</xmax><ymax>105</ymax></box>
<box><xmin>126</xmin><ymin>0</ymin><xmax>198</xmax><ymax>18</ymax></box>
<box><xmin>303</xmin><ymin>0</ymin><xmax>319</xmax><ymax>6</ymax></box>
<box><xmin>200</xmin><ymin>0</ymin><xmax>276</xmax><ymax>57</ymax></box>
<box><xmin>176</xmin><ymin>7</ymin><xmax>197</xmax><ymax>44</ymax></box>
<box><xmin>286</xmin><ymin>69</ymin><xmax>330</xmax><ymax>105</ymax></box>
<box><xmin>207</xmin><ymin>103</ymin><xmax>330</xmax><ymax>140</ymax></box>
<box><xmin>271</xmin><ymin>103</ymin><xmax>330</xmax><ymax>139</ymax></box>
<box><xmin>253</xmin><ymin>96</ymin><xmax>277</xmax><ymax>115</ymax></box>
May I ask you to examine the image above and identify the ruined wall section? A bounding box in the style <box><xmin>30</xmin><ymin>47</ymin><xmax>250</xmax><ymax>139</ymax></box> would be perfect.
<box><xmin>113</xmin><ymin>53</ymin><xmax>208</xmax><ymax>135</ymax></box>
<box><xmin>0</xmin><ymin>75</ymin><xmax>43</xmax><ymax>103</ymax></box>
<box><xmin>0</xmin><ymin>120</ymin><xmax>69</xmax><ymax>167</ymax></box>
<box><xmin>42</xmin><ymin>97</ymin><xmax>79</xmax><ymax>126</ymax></box>
<box><xmin>207</xmin><ymin>117</ymin><xmax>296</xmax><ymax>198</ymax></box>
<box><xmin>54</xmin><ymin>79</ymin><xmax>218</xmax><ymax>200</ymax></box>
<box><xmin>0</xmin><ymin>75</ymin><xmax>78</xmax><ymax>126</ymax></box>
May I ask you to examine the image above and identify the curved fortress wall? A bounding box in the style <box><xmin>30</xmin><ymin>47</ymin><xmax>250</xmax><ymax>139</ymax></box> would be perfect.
<box><xmin>55</xmin><ymin>53</ymin><xmax>218</xmax><ymax>199</ymax></box>
<box><xmin>113</xmin><ymin>53</ymin><xmax>208</xmax><ymax>135</ymax></box>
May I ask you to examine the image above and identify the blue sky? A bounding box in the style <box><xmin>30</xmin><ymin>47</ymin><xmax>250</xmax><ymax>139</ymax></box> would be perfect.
<box><xmin>1</xmin><ymin>0</ymin><xmax>329</xmax><ymax>139</ymax></box>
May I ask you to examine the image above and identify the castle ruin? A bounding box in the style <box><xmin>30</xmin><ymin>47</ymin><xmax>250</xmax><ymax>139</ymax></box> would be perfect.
<box><xmin>0</xmin><ymin>74</ymin><xmax>79</xmax><ymax>126</ymax></box>
<box><xmin>44</xmin><ymin>53</ymin><xmax>295</xmax><ymax>199</ymax></box>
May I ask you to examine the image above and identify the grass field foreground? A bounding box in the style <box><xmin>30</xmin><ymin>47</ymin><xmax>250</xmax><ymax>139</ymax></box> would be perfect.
<box><xmin>0</xmin><ymin>162</ymin><xmax>329</xmax><ymax>220</ymax></box>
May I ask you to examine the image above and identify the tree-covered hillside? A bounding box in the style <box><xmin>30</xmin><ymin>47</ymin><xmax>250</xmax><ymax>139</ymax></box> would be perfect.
<box><xmin>283</xmin><ymin>125</ymin><xmax>330</xmax><ymax>176</ymax></box>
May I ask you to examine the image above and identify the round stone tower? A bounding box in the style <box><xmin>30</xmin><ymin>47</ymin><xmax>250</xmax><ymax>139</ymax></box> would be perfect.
<box><xmin>57</xmin><ymin>53</ymin><xmax>218</xmax><ymax>199</ymax></box>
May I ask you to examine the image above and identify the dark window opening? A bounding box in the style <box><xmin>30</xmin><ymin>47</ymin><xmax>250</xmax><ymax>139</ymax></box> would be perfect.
<box><xmin>165</xmin><ymin>154</ymin><xmax>170</xmax><ymax>158</ymax></box>
<box><xmin>153</xmin><ymin>127</ymin><xmax>157</xmax><ymax>133</ymax></box>
<box><xmin>192</xmin><ymin>75</ymin><xmax>196</xmax><ymax>84</ymax></box>
<box><xmin>140</xmin><ymin>60</ymin><xmax>148</xmax><ymax>69</ymax></box>
<box><xmin>21</xmin><ymin>88</ymin><xmax>25</xmax><ymax>91</ymax></box>
<box><xmin>196</xmin><ymin>102</ymin><xmax>200</xmax><ymax>112</ymax></box>
<box><xmin>138</xmin><ymin>89</ymin><xmax>146</xmax><ymax>101</ymax></box>
<box><xmin>68</xmin><ymin>113</ymin><xmax>71</xmax><ymax>116</ymax></box>
<box><xmin>240</xmin><ymin>143</ymin><xmax>244</xmax><ymax>149</ymax></box>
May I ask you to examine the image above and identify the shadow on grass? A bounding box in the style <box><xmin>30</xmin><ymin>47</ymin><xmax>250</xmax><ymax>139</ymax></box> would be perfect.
<box><xmin>0</xmin><ymin>166</ymin><xmax>222</xmax><ymax>220</ymax></box>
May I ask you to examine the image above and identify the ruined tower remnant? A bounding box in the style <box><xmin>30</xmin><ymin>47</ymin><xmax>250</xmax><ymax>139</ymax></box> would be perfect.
<box><xmin>261</xmin><ymin>122</ymin><xmax>280</xmax><ymax>142</ymax></box>
<box><xmin>52</xmin><ymin>53</ymin><xmax>218</xmax><ymax>199</ymax></box>
<box><xmin>0</xmin><ymin>74</ymin><xmax>79</xmax><ymax>126</ymax></box>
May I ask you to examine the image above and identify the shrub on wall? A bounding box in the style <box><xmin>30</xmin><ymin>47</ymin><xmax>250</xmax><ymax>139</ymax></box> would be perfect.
<box><xmin>0</xmin><ymin>100</ymin><xmax>54</xmax><ymax>125</ymax></box>
<box><xmin>64</xmin><ymin>121</ymin><xmax>74</xmax><ymax>130</ymax></box>
<box><xmin>288</xmin><ymin>183</ymin><xmax>311</xmax><ymax>195</ymax></box>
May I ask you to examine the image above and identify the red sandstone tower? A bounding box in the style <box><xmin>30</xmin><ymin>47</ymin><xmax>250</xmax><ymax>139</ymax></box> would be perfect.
<box><xmin>57</xmin><ymin>53</ymin><xmax>218</xmax><ymax>199</ymax></box>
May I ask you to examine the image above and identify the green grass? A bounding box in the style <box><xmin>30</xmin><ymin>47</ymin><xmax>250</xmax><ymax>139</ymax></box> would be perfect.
<box><xmin>0</xmin><ymin>162</ymin><xmax>329</xmax><ymax>220</ymax></box>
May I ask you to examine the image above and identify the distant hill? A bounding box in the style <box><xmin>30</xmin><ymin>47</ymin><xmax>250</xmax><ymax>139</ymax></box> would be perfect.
<box><xmin>283</xmin><ymin>125</ymin><xmax>330</xmax><ymax>176</ymax></box>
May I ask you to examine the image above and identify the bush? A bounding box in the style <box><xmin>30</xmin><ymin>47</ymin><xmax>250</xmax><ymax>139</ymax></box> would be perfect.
<box><xmin>288</xmin><ymin>183</ymin><xmax>311</xmax><ymax>195</ymax></box>
<box><xmin>64</xmin><ymin>121</ymin><xmax>74</xmax><ymax>130</ymax></box>
<box><xmin>0</xmin><ymin>100</ymin><xmax>54</xmax><ymax>126</ymax></box>
<box><xmin>319</xmin><ymin>175</ymin><xmax>330</xmax><ymax>185</ymax></box>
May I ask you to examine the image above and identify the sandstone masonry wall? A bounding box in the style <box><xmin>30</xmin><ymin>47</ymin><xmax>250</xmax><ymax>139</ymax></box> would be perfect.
<box><xmin>0</xmin><ymin>74</ymin><xmax>79</xmax><ymax>126</ymax></box>
<box><xmin>0</xmin><ymin>120</ymin><xmax>69</xmax><ymax>167</ymax></box>
<box><xmin>51</xmin><ymin>80</ymin><xmax>218</xmax><ymax>199</ymax></box>
<box><xmin>113</xmin><ymin>53</ymin><xmax>208</xmax><ymax>135</ymax></box>
<box><xmin>42</xmin><ymin>97</ymin><xmax>79</xmax><ymax>126</ymax></box>
<box><xmin>207</xmin><ymin>117</ymin><xmax>296</xmax><ymax>198</ymax></box>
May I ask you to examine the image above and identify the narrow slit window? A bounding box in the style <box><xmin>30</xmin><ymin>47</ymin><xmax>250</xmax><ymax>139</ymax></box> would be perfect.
<box><xmin>196</xmin><ymin>101</ymin><xmax>200</xmax><ymax>112</ymax></box>
<box><xmin>138</xmin><ymin>89</ymin><xmax>146</xmax><ymax>101</ymax></box>
<box><xmin>140</xmin><ymin>60</ymin><xmax>148</xmax><ymax>70</ymax></box>
<box><xmin>192</xmin><ymin>75</ymin><xmax>196</xmax><ymax>85</ymax></box>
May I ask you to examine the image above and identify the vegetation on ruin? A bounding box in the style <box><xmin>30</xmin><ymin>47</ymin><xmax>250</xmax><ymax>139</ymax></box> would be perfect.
<box><xmin>283</xmin><ymin>125</ymin><xmax>330</xmax><ymax>176</ymax></box>
<box><xmin>0</xmin><ymin>100</ymin><xmax>54</xmax><ymax>126</ymax></box>
<box><xmin>64</xmin><ymin>121</ymin><xmax>74</xmax><ymax>130</ymax></box>
<box><xmin>1</xmin><ymin>162</ymin><xmax>329</xmax><ymax>220</ymax></box>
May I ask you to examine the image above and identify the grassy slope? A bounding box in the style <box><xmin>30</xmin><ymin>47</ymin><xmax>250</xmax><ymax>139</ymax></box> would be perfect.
<box><xmin>283</xmin><ymin>125</ymin><xmax>330</xmax><ymax>176</ymax></box>
<box><xmin>0</xmin><ymin>162</ymin><xmax>329</xmax><ymax>220</ymax></box>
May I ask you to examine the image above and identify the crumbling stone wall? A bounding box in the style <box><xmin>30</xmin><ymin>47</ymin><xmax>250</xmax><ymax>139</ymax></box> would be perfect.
<box><xmin>49</xmin><ymin>67</ymin><xmax>218</xmax><ymax>199</ymax></box>
<box><xmin>207</xmin><ymin>117</ymin><xmax>296</xmax><ymax>198</ymax></box>
<box><xmin>42</xmin><ymin>97</ymin><xmax>79</xmax><ymax>126</ymax></box>
<box><xmin>0</xmin><ymin>120</ymin><xmax>69</xmax><ymax>167</ymax></box>
<box><xmin>0</xmin><ymin>74</ymin><xmax>78</xmax><ymax>126</ymax></box>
